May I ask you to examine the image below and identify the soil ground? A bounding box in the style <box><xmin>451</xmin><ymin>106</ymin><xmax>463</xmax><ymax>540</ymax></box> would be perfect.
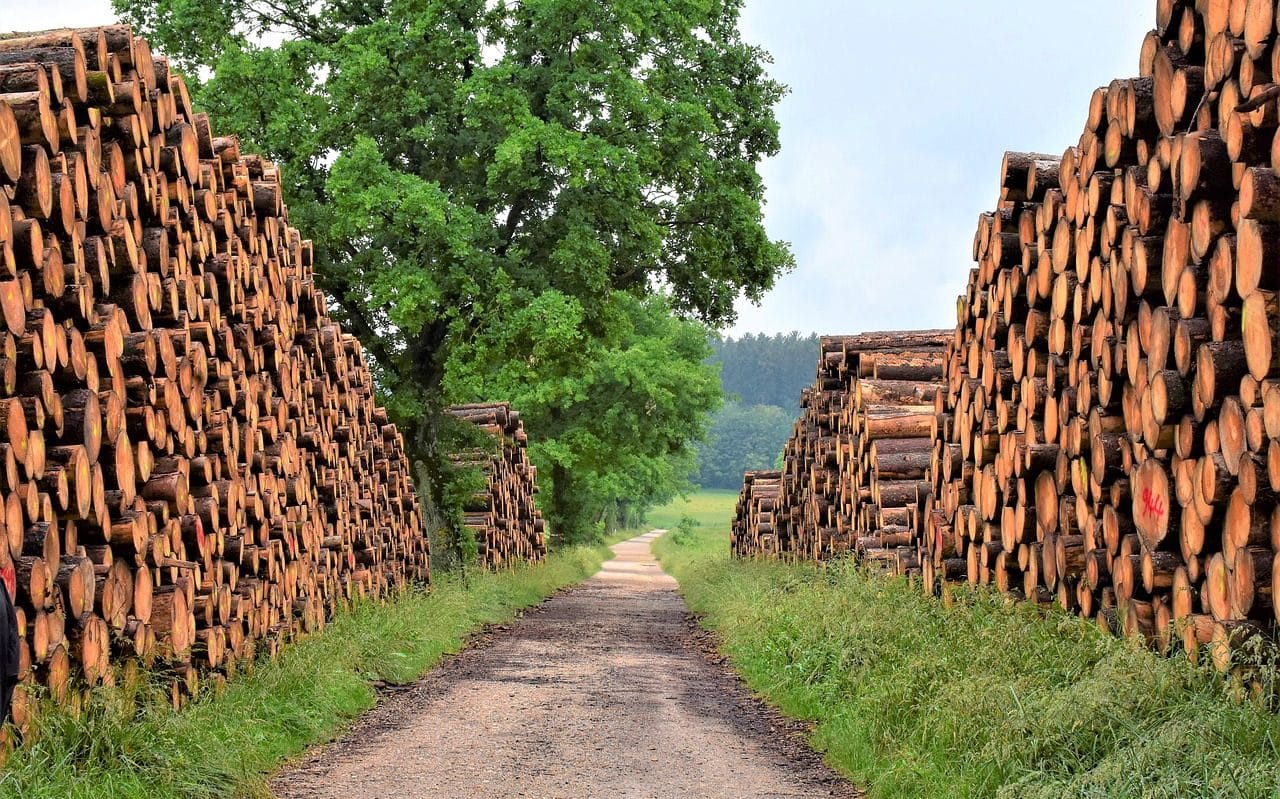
<box><xmin>271</xmin><ymin>531</ymin><xmax>860</xmax><ymax>799</ymax></box>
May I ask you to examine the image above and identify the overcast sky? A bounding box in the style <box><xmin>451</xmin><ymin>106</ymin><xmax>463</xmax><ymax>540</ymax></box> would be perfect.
<box><xmin>1</xmin><ymin>1</ymin><xmax>1153</xmax><ymax>336</ymax></box>
<box><xmin>731</xmin><ymin>1</ymin><xmax>1153</xmax><ymax>336</ymax></box>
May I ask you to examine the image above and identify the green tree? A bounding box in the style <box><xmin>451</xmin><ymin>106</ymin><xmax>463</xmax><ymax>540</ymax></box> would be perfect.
<box><xmin>116</xmin><ymin>0</ymin><xmax>793</xmax><ymax>541</ymax></box>
<box><xmin>711</xmin><ymin>331</ymin><xmax>819</xmax><ymax>408</ymax></box>
<box><xmin>445</xmin><ymin>291</ymin><xmax>721</xmax><ymax>540</ymax></box>
<box><xmin>694</xmin><ymin>401</ymin><xmax>793</xmax><ymax>489</ymax></box>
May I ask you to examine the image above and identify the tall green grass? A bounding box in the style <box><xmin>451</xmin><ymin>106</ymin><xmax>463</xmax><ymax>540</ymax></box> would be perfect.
<box><xmin>654</xmin><ymin>509</ymin><xmax>1280</xmax><ymax>799</ymax></box>
<box><xmin>0</xmin><ymin>544</ymin><xmax>609</xmax><ymax>799</ymax></box>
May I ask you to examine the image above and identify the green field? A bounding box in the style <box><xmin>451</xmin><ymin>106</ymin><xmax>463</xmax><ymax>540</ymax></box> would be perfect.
<box><xmin>601</xmin><ymin>488</ymin><xmax>738</xmax><ymax>544</ymax></box>
<box><xmin>651</xmin><ymin>491</ymin><xmax>1280</xmax><ymax>799</ymax></box>
<box><xmin>643</xmin><ymin>488</ymin><xmax>738</xmax><ymax>532</ymax></box>
<box><xmin>1</xmin><ymin>544</ymin><xmax>610</xmax><ymax>799</ymax></box>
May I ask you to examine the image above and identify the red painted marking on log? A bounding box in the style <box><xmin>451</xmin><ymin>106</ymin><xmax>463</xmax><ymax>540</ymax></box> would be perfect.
<box><xmin>1141</xmin><ymin>487</ymin><xmax>1165</xmax><ymax>520</ymax></box>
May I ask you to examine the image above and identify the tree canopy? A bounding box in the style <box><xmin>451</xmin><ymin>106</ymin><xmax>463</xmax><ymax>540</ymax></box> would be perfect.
<box><xmin>116</xmin><ymin>0</ymin><xmax>793</xmax><ymax>543</ymax></box>
<box><xmin>446</xmin><ymin>291</ymin><xmax>721</xmax><ymax>537</ymax></box>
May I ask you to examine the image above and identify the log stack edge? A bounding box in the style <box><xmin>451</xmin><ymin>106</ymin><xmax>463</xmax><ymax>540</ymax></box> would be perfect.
<box><xmin>734</xmin><ymin>0</ymin><xmax>1280</xmax><ymax>671</ymax></box>
<box><xmin>446</xmin><ymin>402</ymin><xmax>548</xmax><ymax>568</ymax></box>
<box><xmin>0</xmin><ymin>23</ymin><xmax>433</xmax><ymax>740</ymax></box>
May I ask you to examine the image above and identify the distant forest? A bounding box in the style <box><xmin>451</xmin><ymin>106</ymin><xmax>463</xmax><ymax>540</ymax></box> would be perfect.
<box><xmin>696</xmin><ymin>333</ymin><xmax>819</xmax><ymax>489</ymax></box>
<box><xmin>711</xmin><ymin>332</ymin><xmax>820</xmax><ymax>409</ymax></box>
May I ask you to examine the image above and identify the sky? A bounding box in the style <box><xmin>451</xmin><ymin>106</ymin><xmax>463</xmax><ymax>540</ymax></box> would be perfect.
<box><xmin>730</xmin><ymin>1</ymin><xmax>1153</xmax><ymax>336</ymax></box>
<box><xmin>0</xmin><ymin>1</ymin><xmax>1154</xmax><ymax>336</ymax></box>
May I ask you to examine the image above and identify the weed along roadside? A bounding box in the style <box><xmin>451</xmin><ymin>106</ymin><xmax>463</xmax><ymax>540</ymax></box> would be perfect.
<box><xmin>0</xmin><ymin>545</ymin><xmax>608</xmax><ymax>799</ymax></box>
<box><xmin>652</xmin><ymin>491</ymin><xmax>1280</xmax><ymax>799</ymax></box>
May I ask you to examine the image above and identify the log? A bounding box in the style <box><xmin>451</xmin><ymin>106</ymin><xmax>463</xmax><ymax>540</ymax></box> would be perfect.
<box><xmin>0</xmin><ymin>23</ymin><xmax>431</xmax><ymax>720</ymax></box>
<box><xmin>445</xmin><ymin>403</ymin><xmax>548</xmax><ymax>568</ymax></box>
<box><xmin>732</xmin><ymin>332</ymin><xmax>946</xmax><ymax>564</ymax></box>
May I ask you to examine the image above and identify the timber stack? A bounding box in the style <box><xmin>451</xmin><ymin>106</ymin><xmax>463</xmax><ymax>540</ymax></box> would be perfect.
<box><xmin>445</xmin><ymin>403</ymin><xmax>547</xmax><ymax>568</ymax></box>
<box><xmin>737</xmin><ymin>331</ymin><xmax>948</xmax><ymax>562</ymax></box>
<box><xmin>735</xmin><ymin>0</ymin><xmax>1280</xmax><ymax>670</ymax></box>
<box><xmin>0</xmin><ymin>23</ymin><xmax>428</xmax><ymax>742</ymax></box>
<box><xmin>730</xmin><ymin>469</ymin><xmax>782</xmax><ymax>558</ymax></box>
<box><xmin>921</xmin><ymin>0</ymin><xmax>1280</xmax><ymax>670</ymax></box>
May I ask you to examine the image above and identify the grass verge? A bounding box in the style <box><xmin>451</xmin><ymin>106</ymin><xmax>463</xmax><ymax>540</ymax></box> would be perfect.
<box><xmin>0</xmin><ymin>543</ymin><xmax>610</xmax><ymax>799</ymax></box>
<box><xmin>653</xmin><ymin>500</ymin><xmax>1280</xmax><ymax>799</ymax></box>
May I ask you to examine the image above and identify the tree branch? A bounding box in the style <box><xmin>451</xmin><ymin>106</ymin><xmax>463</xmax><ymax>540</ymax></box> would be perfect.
<box><xmin>321</xmin><ymin>253</ymin><xmax>398</xmax><ymax>370</ymax></box>
<box><xmin>247</xmin><ymin>0</ymin><xmax>336</xmax><ymax>44</ymax></box>
<box><xmin>494</xmin><ymin>196</ymin><xmax>528</xmax><ymax>258</ymax></box>
<box><xmin>330</xmin><ymin>292</ymin><xmax>396</xmax><ymax>368</ymax></box>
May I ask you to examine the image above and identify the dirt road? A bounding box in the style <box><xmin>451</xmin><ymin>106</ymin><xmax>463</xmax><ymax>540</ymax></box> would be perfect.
<box><xmin>272</xmin><ymin>531</ymin><xmax>858</xmax><ymax>798</ymax></box>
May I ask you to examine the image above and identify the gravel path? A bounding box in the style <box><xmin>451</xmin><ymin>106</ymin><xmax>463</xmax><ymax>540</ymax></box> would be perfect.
<box><xmin>272</xmin><ymin>531</ymin><xmax>859</xmax><ymax>799</ymax></box>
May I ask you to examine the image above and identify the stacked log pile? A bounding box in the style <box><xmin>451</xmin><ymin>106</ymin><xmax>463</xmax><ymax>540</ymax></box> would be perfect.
<box><xmin>734</xmin><ymin>0</ymin><xmax>1280</xmax><ymax>669</ymax></box>
<box><xmin>730</xmin><ymin>470</ymin><xmax>781</xmax><ymax>558</ymax></box>
<box><xmin>737</xmin><ymin>331</ymin><xmax>948</xmax><ymax>562</ymax></box>
<box><xmin>0</xmin><ymin>23</ymin><xmax>428</xmax><ymax>737</ymax></box>
<box><xmin>920</xmin><ymin>0</ymin><xmax>1280</xmax><ymax>668</ymax></box>
<box><xmin>446</xmin><ymin>403</ymin><xmax>547</xmax><ymax>568</ymax></box>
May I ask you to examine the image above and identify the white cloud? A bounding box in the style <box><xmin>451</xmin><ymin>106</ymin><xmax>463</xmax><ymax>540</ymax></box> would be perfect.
<box><xmin>738</xmin><ymin>140</ymin><xmax>965</xmax><ymax>335</ymax></box>
<box><xmin>0</xmin><ymin>0</ymin><xmax>118</xmax><ymax>32</ymax></box>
